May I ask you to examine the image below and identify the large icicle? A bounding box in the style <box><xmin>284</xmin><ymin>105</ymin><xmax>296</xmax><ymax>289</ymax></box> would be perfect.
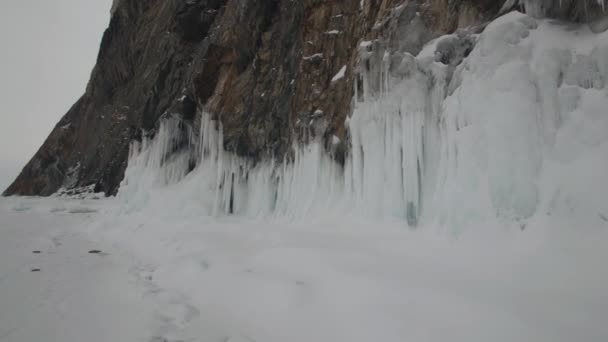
<box><xmin>345</xmin><ymin>41</ymin><xmax>448</xmax><ymax>225</ymax></box>
<box><xmin>119</xmin><ymin>115</ymin><xmax>195</xmax><ymax>208</ymax></box>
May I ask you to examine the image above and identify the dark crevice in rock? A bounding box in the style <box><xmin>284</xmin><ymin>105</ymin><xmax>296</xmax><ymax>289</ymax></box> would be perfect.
<box><xmin>176</xmin><ymin>0</ymin><xmax>226</xmax><ymax>42</ymax></box>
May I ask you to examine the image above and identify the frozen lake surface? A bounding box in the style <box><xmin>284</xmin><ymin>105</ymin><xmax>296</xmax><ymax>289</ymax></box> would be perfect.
<box><xmin>1</xmin><ymin>197</ymin><xmax>607</xmax><ymax>342</ymax></box>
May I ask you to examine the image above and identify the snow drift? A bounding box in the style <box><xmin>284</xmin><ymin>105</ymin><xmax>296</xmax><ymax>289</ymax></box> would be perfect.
<box><xmin>119</xmin><ymin>12</ymin><xmax>608</xmax><ymax>229</ymax></box>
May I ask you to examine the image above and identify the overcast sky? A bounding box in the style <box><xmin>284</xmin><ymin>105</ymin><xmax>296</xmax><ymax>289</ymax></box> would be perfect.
<box><xmin>0</xmin><ymin>0</ymin><xmax>112</xmax><ymax>191</ymax></box>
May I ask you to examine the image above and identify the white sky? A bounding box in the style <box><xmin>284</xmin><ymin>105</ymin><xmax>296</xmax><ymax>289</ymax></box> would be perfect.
<box><xmin>0</xmin><ymin>0</ymin><xmax>112</xmax><ymax>191</ymax></box>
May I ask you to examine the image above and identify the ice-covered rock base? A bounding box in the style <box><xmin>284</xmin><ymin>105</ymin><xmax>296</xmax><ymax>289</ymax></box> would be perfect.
<box><xmin>120</xmin><ymin>12</ymin><xmax>608</xmax><ymax>229</ymax></box>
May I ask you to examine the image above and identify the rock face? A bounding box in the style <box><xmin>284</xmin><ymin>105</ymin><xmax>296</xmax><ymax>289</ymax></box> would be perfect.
<box><xmin>3</xmin><ymin>0</ymin><xmax>604</xmax><ymax>196</ymax></box>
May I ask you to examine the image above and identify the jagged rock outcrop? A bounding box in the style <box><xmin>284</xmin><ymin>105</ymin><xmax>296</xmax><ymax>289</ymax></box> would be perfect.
<box><xmin>4</xmin><ymin>0</ymin><xmax>605</xmax><ymax>196</ymax></box>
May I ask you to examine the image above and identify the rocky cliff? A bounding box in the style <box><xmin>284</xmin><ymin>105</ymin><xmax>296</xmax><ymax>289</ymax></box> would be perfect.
<box><xmin>4</xmin><ymin>0</ymin><xmax>606</xmax><ymax>196</ymax></box>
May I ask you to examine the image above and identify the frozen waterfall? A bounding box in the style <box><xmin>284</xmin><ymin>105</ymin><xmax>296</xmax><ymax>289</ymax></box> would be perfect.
<box><xmin>119</xmin><ymin>12</ymin><xmax>608</xmax><ymax>228</ymax></box>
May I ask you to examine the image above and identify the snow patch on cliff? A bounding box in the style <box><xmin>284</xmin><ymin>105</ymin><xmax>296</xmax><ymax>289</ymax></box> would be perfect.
<box><xmin>331</xmin><ymin>65</ymin><xmax>347</xmax><ymax>83</ymax></box>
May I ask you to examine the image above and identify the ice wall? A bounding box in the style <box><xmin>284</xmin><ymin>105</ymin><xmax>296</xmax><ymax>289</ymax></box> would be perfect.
<box><xmin>345</xmin><ymin>39</ymin><xmax>452</xmax><ymax>225</ymax></box>
<box><xmin>434</xmin><ymin>12</ymin><xmax>608</xmax><ymax>228</ymax></box>
<box><xmin>120</xmin><ymin>12</ymin><xmax>608</xmax><ymax>228</ymax></box>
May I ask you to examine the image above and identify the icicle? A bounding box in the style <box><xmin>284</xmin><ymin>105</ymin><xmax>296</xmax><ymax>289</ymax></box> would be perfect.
<box><xmin>118</xmin><ymin>48</ymin><xmax>447</xmax><ymax>226</ymax></box>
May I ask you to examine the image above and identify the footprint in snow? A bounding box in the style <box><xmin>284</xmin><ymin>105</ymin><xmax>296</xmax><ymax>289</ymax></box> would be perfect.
<box><xmin>149</xmin><ymin>337</ymin><xmax>184</xmax><ymax>342</ymax></box>
<box><xmin>68</xmin><ymin>207</ymin><xmax>98</xmax><ymax>214</ymax></box>
<box><xmin>222</xmin><ymin>334</ymin><xmax>257</xmax><ymax>342</ymax></box>
<box><xmin>130</xmin><ymin>263</ymin><xmax>200</xmax><ymax>341</ymax></box>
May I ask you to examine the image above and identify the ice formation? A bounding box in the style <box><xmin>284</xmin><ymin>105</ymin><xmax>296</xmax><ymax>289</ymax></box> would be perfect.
<box><xmin>120</xmin><ymin>12</ymin><xmax>608</xmax><ymax>228</ymax></box>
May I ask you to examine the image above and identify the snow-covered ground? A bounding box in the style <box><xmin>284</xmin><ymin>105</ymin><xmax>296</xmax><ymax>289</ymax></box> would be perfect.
<box><xmin>0</xmin><ymin>198</ymin><xmax>170</xmax><ymax>342</ymax></box>
<box><xmin>1</xmin><ymin>196</ymin><xmax>607</xmax><ymax>342</ymax></box>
